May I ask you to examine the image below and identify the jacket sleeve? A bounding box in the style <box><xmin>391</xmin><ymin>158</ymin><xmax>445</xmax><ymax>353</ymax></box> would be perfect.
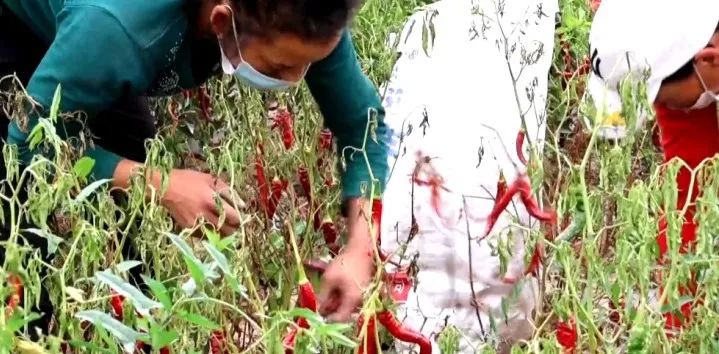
<box><xmin>6</xmin><ymin>5</ymin><xmax>155</xmax><ymax>181</ymax></box>
<box><xmin>305</xmin><ymin>30</ymin><xmax>390</xmax><ymax>201</ymax></box>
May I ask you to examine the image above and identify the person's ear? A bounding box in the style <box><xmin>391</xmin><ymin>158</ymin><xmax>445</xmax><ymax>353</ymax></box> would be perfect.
<box><xmin>209</xmin><ymin>5</ymin><xmax>233</xmax><ymax>39</ymax></box>
<box><xmin>694</xmin><ymin>46</ymin><xmax>719</xmax><ymax>68</ymax></box>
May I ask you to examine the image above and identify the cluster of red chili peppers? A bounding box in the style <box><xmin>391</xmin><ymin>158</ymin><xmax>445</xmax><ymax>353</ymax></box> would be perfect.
<box><xmin>482</xmin><ymin>172</ymin><xmax>557</xmax><ymax>282</ymax></box>
<box><xmin>357</xmin><ymin>198</ymin><xmax>432</xmax><ymax>354</ymax></box>
<box><xmin>167</xmin><ymin>86</ymin><xmax>214</xmax><ymax>133</ymax></box>
<box><xmin>257</xmin><ymin>108</ymin><xmax>337</xmax><ymax>231</ymax></box>
<box><xmin>180</xmin><ymin>85</ymin><xmax>213</xmax><ymax>121</ymax></box>
<box><xmin>282</xmin><ymin>197</ymin><xmax>431</xmax><ymax>354</ymax></box>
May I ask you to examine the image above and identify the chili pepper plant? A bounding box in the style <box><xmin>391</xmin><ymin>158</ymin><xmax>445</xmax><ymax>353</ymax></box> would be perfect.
<box><xmin>1</xmin><ymin>0</ymin><xmax>719</xmax><ymax>353</ymax></box>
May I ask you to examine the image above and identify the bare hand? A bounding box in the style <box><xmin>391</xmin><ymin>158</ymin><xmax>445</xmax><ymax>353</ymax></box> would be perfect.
<box><xmin>317</xmin><ymin>244</ymin><xmax>374</xmax><ymax>323</ymax></box>
<box><xmin>161</xmin><ymin>169</ymin><xmax>242</xmax><ymax>236</ymax></box>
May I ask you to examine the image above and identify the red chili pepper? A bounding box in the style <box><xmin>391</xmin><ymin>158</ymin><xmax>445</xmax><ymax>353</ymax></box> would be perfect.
<box><xmin>297</xmin><ymin>167</ymin><xmax>312</xmax><ymax>200</ymax></box>
<box><xmin>134</xmin><ymin>342</ymin><xmax>145</xmax><ymax>353</ymax></box>
<box><xmin>371</xmin><ymin>198</ymin><xmax>383</xmax><ymax>243</ymax></box>
<box><xmin>377</xmin><ymin>310</ymin><xmax>432</xmax><ymax>354</ymax></box>
<box><xmin>209</xmin><ymin>330</ymin><xmax>226</xmax><ymax>354</ymax></box>
<box><xmin>556</xmin><ymin>318</ymin><xmax>577</xmax><ymax>353</ymax></box>
<box><xmin>297</xmin><ymin>167</ymin><xmax>319</xmax><ymax>230</ymax></box>
<box><xmin>268</xmin><ymin>177</ymin><xmax>288</xmax><ymax>219</ymax></box>
<box><xmin>110</xmin><ymin>290</ymin><xmax>124</xmax><ymax>321</ymax></box>
<box><xmin>6</xmin><ymin>274</ymin><xmax>23</xmax><ymax>315</ymax></box>
<box><xmin>318</xmin><ymin>129</ymin><xmax>333</xmax><ymax>151</ymax></box>
<box><xmin>283</xmin><ymin>223</ymin><xmax>319</xmax><ymax>353</ymax></box>
<box><xmin>320</xmin><ymin>218</ymin><xmax>339</xmax><ymax>249</ymax></box>
<box><xmin>160</xmin><ymin>347</ymin><xmax>171</xmax><ymax>354</ymax></box>
<box><xmin>524</xmin><ymin>243</ymin><xmax>544</xmax><ymax>277</ymax></box>
<box><xmin>357</xmin><ymin>315</ymin><xmax>378</xmax><ymax>354</ymax></box>
<box><xmin>182</xmin><ymin>89</ymin><xmax>193</xmax><ymax>100</ymax></box>
<box><xmin>254</xmin><ymin>145</ymin><xmax>270</xmax><ymax>217</ymax></box>
<box><xmin>271</xmin><ymin>108</ymin><xmax>295</xmax><ymax>150</ymax></box>
<box><xmin>483</xmin><ymin>175</ymin><xmax>556</xmax><ymax>238</ymax></box>
<box><xmin>516</xmin><ymin>128</ymin><xmax>528</xmax><ymax>165</ymax></box>
<box><xmin>497</xmin><ymin>171</ymin><xmax>507</xmax><ymax>201</ymax></box>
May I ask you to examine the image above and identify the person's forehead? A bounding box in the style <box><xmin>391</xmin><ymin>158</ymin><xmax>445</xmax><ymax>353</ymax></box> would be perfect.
<box><xmin>264</xmin><ymin>34</ymin><xmax>339</xmax><ymax>63</ymax></box>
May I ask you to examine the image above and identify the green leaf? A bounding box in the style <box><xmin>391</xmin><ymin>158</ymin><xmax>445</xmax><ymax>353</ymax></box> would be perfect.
<box><xmin>324</xmin><ymin>328</ymin><xmax>356</xmax><ymax>348</ymax></box>
<box><xmin>185</xmin><ymin>256</ymin><xmax>206</xmax><ymax>286</ymax></box>
<box><xmin>178</xmin><ymin>310</ymin><xmax>220</xmax><ymax>330</ymax></box>
<box><xmin>140</xmin><ymin>275</ymin><xmax>173</xmax><ymax>310</ymax></box>
<box><xmin>23</xmin><ymin>228</ymin><xmax>63</xmax><ymax>255</ymax></box>
<box><xmin>150</xmin><ymin>324</ymin><xmax>179</xmax><ymax>349</ymax></box>
<box><xmin>50</xmin><ymin>84</ymin><xmax>62</xmax><ymax>121</ymax></box>
<box><xmin>227</xmin><ymin>276</ymin><xmax>248</xmax><ymax>298</ymax></box>
<box><xmin>217</xmin><ymin>236</ymin><xmax>236</xmax><ymax>251</ymax></box>
<box><xmin>74</xmin><ymin>179</ymin><xmax>113</xmax><ymax>204</ymax></box>
<box><xmin>27</xmin><ymin>123</ymin><xmax>44</xmax><ymax>150</ymax></box>
<box><xmin>75</xmin><ymin>310</ymin><xmax>147</xmax><ymax>354</ymax></box>
<box><xmin>95</xmin><ymin>270</ymin><xmax>163</xmax><ymax>316</ymax></box>
<box><xmin>167</xmin><ymin>232</ymin><xmax>203</xmax><ymax>266</ymax></box>
<box><xmin>202</xmin><ymin>241</ymin><xmax>230</xmax><ymax>275</ymax></box>
<box><xmin>115</xmin><ymin>261</ymin><xmax>143</xmax><ymax>273</ymax></box>
<box><xmin>73</xmin><ymin>157</ymin><xmax>95</xmax><ymax>179</ymax></box>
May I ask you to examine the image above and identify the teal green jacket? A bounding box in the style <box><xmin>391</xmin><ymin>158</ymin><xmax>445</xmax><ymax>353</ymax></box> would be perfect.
<box><xmin>3</xmin><ymin>0</ymin><xmax>388</xmax><ymax>200</ymax></box>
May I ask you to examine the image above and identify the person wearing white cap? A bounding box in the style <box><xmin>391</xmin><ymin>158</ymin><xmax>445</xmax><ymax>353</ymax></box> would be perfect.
<box><xmin>587</xmin><ymin>0</ymin><xmax>719</xmax><ymax>331</ymax></box>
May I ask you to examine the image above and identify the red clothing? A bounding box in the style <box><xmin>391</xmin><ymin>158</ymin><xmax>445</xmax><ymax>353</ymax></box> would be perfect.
<box><xmin>654</xmin><ymin>103</ymin><xmax>719</xmax><ymax>329</ymax></box>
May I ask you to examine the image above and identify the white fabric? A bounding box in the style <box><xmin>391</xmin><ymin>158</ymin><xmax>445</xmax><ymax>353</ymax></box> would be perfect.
<box><xmin>378</xmin><ymin>0</ymin><xmax>558</xmax><ymax>352</ymax></box>
<box><xmin>587</xmin><ymin>0</ymin><xmax>719</xmax><ymax>138</ymax></box>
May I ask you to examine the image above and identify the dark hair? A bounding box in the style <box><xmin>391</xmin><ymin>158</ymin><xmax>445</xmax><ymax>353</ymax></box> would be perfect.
<box><xmin>231</xmin><ymin>0</ymin><xmax>363</xmax><ymax>41</ymax></box>
<box><xmin>662</xmin><ymin>22</ymin><xmax>719</xmax><ymax>84</ymax></box>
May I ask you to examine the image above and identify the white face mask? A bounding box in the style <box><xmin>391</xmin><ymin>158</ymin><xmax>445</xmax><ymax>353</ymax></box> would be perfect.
<box><xmin>217</xmin><ymin>5</ymin><xmax>307</xmax><ymax>91</ymax></box>
<box><xmin>688</xmin><ymin>64</ymin><xmax>719</xmax><ymax>110</ymax></box>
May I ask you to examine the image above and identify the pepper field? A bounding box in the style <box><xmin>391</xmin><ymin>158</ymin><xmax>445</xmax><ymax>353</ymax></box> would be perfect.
<box><xmin>2</xmin><ymin>0</ymin><xmax>719</xmax><ymax>353</ymax></box>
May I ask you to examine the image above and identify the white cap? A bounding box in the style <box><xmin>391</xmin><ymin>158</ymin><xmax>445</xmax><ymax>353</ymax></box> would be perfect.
<box><xmin>586</xmin><ymin>0</ymin><xmax>719</xmax><ymax>138</ymax></box>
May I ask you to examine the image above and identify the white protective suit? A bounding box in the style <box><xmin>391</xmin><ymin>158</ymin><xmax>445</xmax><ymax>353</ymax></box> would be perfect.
<box><xmin>378</xmin><ymin>0</ymin><xmax>559</xmax><ymax>352</ymax></box>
